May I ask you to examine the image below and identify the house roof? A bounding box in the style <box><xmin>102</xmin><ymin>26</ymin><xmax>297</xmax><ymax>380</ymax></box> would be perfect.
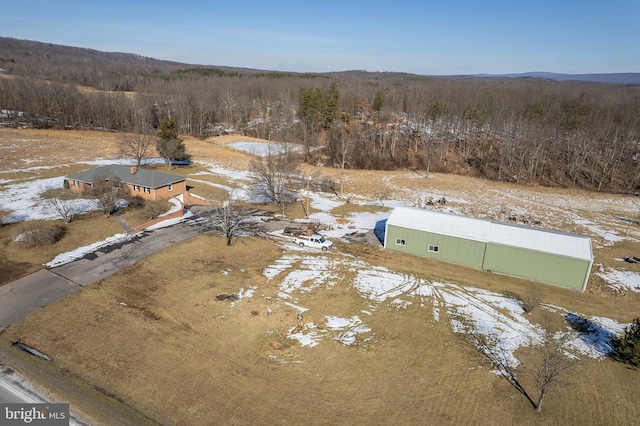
<box><xmin>67</xmin><ymin>165</ymin><xmax>185</xmax><ymax>189</ymax></box>
<box><xmin>386</xmin><ymin>206</ymin><xmax>593</xmax><ymax>262</ymax></box>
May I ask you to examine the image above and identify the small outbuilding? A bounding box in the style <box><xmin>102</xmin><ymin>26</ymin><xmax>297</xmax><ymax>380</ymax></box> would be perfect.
<box><xmin>384</xmin><ymin>206</ymin><xmax>593</xmax><ymax>291</ymax></box>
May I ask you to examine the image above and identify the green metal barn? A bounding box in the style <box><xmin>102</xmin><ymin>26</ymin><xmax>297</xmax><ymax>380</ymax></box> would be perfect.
<box><xmin>383</xmin><ymin>206</ymin><xmax>593</xmax><ymax>291</ymax></box>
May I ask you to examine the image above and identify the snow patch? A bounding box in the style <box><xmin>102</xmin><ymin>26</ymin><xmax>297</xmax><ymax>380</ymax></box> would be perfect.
<box><xmin>262</xmin><ymin>252</ymin><xmax>625</xmax><ymax>363</ymax></box>
<box><xmin>45</xmin><ymin>233</ymin><xmax>136</xmax><ymax>268</ymax></box>
<box><xmin>596</xmin><ymin>265</ymin><xmax>640</xmax><ymax>292</ymax></box>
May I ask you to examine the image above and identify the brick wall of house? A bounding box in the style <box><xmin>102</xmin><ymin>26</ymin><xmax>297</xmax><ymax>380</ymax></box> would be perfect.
<box><xmin>67</xmin><ymin>178</ymin><xmax>194</xmax><ymax>203</ymax></box>
<box><xmin>115</xmin><ymin>181</ymin><xmax>188</xmax><ymax>201</ymax></box>
<box><xmin>152</xmin><ymin>181</ymin><xmax>187</xmax><ymax>201</ymax></box>
<box><xmin>68</xmin><ymin>180</ymin><xmax>91</xmax><ymax>194</ymax></box>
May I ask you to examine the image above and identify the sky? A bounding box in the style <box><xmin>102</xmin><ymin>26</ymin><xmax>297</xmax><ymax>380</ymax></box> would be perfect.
<box><xmin>0</xmin><ymin>0</ymin><xmax>638</xmax><ymax>75</ymax></box>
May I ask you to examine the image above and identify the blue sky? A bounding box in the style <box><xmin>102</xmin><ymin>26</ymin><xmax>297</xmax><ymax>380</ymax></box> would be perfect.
<box><xmin>1</xmin><ymin>0</ymin><xmax>638</xmax><ymax>74</ymax></box>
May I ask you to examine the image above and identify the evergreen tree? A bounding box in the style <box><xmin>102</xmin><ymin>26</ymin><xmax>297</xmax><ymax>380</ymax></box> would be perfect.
<box><xmin>612</xmin><ymin>318</ymin><xmax>640</xmax><ymax>367</ymax></box>
<box><xmin>324</xmin><ymin>83</ymin><xmax>339</xmax><ymax>125</ymax></box>
<box><xmin>158</xmin><ymin>117</ymin><xmax>179</xmax><ymax>140</ymax></box>
<box><xmin>373</xmin><ymin>92</ymin><xmax>384</xmax><ymax>114</ymax></box>
<box><xmin>156</xmin><ymin>118</ymin><xmax>191</xmax><ymax>169</ymax></box>
<box><xmin>298</xmin><ymin>87</ymin><xmax>324</xmax><ymax>125</ymax></box>
<box><xmin>298</xmin><ymin>84</ymin><xmax>340</xmax><ymax>129</ymax></box>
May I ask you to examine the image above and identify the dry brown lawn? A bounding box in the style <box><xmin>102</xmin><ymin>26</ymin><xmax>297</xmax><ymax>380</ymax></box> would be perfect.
<box><xmin>0</xmin><ymin>128</ymin><xmax>121</xmax><ymax>170</ymax></box>
<box><xmin>4</xmin><ymin>235</ymin><xmax>640</xmax><ymax>425</ymax></box>
<box><xmin>1</xmin><ymin>129</ymin><xmax>640</xmax><ymax>425</ymax></box>
<box><xmin>0</xmin><ymin>213</ymin><xmax>123</xmax><ymax>283</ymax></box>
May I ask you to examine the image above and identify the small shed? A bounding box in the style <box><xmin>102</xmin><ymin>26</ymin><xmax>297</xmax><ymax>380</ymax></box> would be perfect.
<box><xmin>384</xmin><ymin>206</ymin><xmax>593</xmax><ymax>291</ymax></box>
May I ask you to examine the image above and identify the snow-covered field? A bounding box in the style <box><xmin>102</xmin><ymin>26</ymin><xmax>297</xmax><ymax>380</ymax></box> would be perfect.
<box><xmin>228</xmin><ymin>141</ymin><xmax>304</xmax><ymax>157</ymax></box>
<box><xmin>258</xmin><ymin>252</ymin><xmax>627</xmax><ymax>366</ymax></box>
<box><xmin>1</xmin><ymin>150</ymin><xmax>639</xmax><ymax>370</ymax></box>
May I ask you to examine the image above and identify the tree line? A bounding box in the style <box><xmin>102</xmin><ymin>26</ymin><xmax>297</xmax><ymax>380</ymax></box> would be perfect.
<box><xmin>1</xmin><ymin>38</ymin><xmax>639</xmax><ymax>193</ymax></box>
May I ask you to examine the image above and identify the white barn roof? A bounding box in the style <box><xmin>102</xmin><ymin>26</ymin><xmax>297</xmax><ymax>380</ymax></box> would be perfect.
<box><xmin>386</xmin><ymin>206</ymin><xmax>592</xmax><ymax>261</ymax></box>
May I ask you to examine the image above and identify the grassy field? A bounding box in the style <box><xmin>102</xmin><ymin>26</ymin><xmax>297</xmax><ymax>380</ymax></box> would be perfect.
<box><xmin>0</xmin><ymin>213</ymin><xmax>124</xmax><ymax>284</ymax></box>
<box><xmin>4</xmin><ymin>235</ymin><xmax>640</xmax><ymax>425</ymax></box>
<box><xmin>1</xmin><ymin>129</ymin><xmax>640</xmax><ymax>425</ymax></box>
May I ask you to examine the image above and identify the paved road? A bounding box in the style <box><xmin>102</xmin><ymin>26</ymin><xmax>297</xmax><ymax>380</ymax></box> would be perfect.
<box><xmin>0</xmin><ymin>215</ymin><xmax>214</xmax><ymax>425</ymax></box>
<box><xmin>52</xmin><ymin>220</ymin><xmax>205</xmax><ymax>285</ymax></box>
<box><xmin>1</xmin><ymin>365</ymin><xmax>89</xmax><ymax>425</ymax></box>
<box><xmin>0</xmin><ymin>270</ymin><xmax>80</xmax><ymax>330</ymax></box>
<box><xmin>0</xmin><ymin>365</ymin><xmax>43</xmax><ymax>403</ymax></box>
<box><xmin>0</xmin><ymin>217</ymin><xmax>208</xmax><ymax>330</ymax></box>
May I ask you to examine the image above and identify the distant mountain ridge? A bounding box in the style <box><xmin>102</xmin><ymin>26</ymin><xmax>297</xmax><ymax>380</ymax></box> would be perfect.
<box><xmin>471</xmin><ymin>72</ymin><xmax>640</xmax><ymax>85</ymax></box>
<box><xmin>2</xmin><ymin>36</ymin><xmax>637</xmax><ymax>85</ymax></box>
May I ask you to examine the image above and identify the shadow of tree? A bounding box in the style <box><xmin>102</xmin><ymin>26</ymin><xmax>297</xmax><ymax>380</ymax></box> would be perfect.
<box><xmin>9</xmin><ymin>213</ymin><xmax>29</xmax><ymax>222</ymax></box>
<box><xmin>564</xmin><ymin>312</ymin><xmax>617</xmax><ymax>355</ymax></box>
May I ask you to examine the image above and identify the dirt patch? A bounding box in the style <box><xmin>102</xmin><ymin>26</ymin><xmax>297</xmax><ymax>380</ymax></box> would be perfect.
<box><xmin>215</xmin><ymin>293</ymin><xmax>239</xmax><ymax>302</ymax></box>
<box><xmin>0</xmin><ymin>257</ymin><xmax>36</xmax><ymax>286</ymax></box>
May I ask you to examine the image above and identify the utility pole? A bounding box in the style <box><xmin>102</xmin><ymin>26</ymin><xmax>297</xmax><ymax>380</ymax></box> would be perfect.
<box><xmin>306</xmin><ymin>175</ymin><xmax>311</xmax><ymax>217</ymax></box>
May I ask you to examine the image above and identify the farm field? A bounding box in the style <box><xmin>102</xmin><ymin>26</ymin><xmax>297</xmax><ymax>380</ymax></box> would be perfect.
<box><xmin>1</xmin><ymin>128</ymin><xmax>640</xmax><ymax>425</ymax></box>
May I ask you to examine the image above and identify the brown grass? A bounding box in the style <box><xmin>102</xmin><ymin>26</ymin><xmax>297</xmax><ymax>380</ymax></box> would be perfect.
<box><xmin>330</xmin><ymin>202</ymin><xmax>391</xmax><ymax>217</ymax></box>
<box><xmin>2</xmin><ymin>128</ymin><xmax>640</xmax><ymax>425</ymax></box>
<box><xmin>4</xmin><ymin>235</ymin><xmax>640</xmax><ymax>425</ymax></box>
<box><xmin>0</xmin><ymin>128</ymin><xmax>121</xmax><ymax>171</ymax></box>
<box><xmin>0</xmin><ymin>212</ymin><xmax>123</xmax><ymax>284</ymax></box>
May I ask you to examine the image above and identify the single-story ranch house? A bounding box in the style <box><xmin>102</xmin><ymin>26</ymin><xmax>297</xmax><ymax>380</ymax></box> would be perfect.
<box><xmin>384</xmin><ymin>206</ymin><xmax>593</xmax><ymax>291</ymax></box>
<box><xmin>66</xmin><ymin>165</ymin><xmax>187</xmax><ymax>201</ymax></box>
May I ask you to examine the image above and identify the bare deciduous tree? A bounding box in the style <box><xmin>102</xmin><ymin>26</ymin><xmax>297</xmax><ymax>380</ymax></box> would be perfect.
<box><xmin>88</xmin><ymin>175</ymin><xmax>129</xmax><ymax>217</ymax></box>
<box><xmin>336</xmin><ymin>121</ymin><xmax>354</xmax><ymax>197</ymax></box>
<box><xmin>250</xmin><ymin>143</ymin><xmax>299</xmax><ymax>210</ymax></box>
<box><xmin>506</xmin><ymin>288</ymin><xmax>544</xmax><ymax>314</ymax></box>
<box><xmin>46</xmin><ymin>198</ymin><xmax>81</xmax><ymax>223</ymax></box>
<box><xmin>464</xmin><ymin>312</ymin><xmax>576</xmax><ymax>412</ymax></box>
<box><xmin>522</xmin><ymin>314</ymin><xmax>577</xmax><ymax>412</ymax></box>
<box><xmin>119</xmin><ymin>131</ymin><xmax>155</xmax><ymax>166</ymax></box>
<box><xmin>206</xmin><ymin>195</ymin><xmax>246</xmax><ymax>246</ymax></box>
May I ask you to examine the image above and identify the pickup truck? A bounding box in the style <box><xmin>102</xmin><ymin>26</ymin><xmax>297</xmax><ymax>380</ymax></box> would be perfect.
<box><xmin>294</xmin><ymin>234</ymin><xmax>333</xmax><ymax>251</ymax></box>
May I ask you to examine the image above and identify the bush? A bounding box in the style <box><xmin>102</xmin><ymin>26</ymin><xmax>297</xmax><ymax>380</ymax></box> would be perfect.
<box><xmin>505</xmin><ymin>288</ymin><xmax>543</xmax><ymax>314</ymax></box>
<box><xmin>0</xmin><ymin>208</ymin><xmax>13</xmax><ymax>226</ymax></box>
<box><xmin>612</xmin><ymin>318</ymin><xmax>640</xmax><ymax>367</ymax></box>
<box><xmin>15</xmin><ymin>222</ymin><xmax>66</xmax><ymax>248</ymax></box>
<box><xmin>144</xmin><ymin>201</ymin><xmax>168</xmax><ymax>220</ymax></box>
<box><xmin>127</xmin><ymin>195</ymin><xmax>146</xmax><ymax>210</ymax></box>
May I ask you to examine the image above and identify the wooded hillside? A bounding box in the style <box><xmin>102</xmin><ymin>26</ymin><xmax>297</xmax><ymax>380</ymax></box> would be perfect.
<box><xmin>1</xmin><ymin>37</ymin><xmax>639</xmax><ymax>193</ymax></box>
